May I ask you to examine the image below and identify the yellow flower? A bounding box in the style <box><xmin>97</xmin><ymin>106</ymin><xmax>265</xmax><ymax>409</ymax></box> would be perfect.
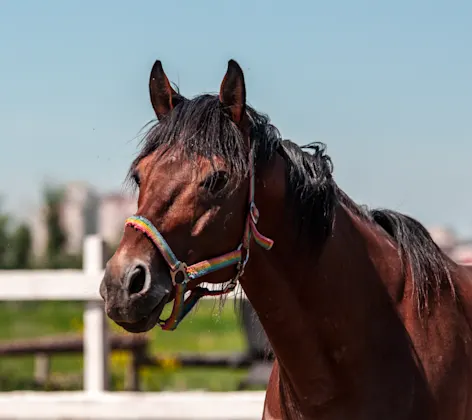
<box><xmin>159</xmin><ymin>355</ymin><xmax>180</xmax><ymax>371</ymax></box>
<box><xmin>111</xmin><ymin>350</ymin><xmax>130</xmax><ymax>368</ymax></box>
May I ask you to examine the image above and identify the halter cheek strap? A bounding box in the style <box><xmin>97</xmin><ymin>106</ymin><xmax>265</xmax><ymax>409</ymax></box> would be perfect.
<box><xmin>124</xmin><ymin>150</ymin><xmax>274</xmax><ymax>331</ymax></box>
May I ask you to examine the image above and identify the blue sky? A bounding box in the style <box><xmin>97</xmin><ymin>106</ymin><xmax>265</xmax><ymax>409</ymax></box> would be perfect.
<box><xmin>1</xmin><ymin>0</ymin><xmax>471</xmax><ymax>235</ymax></box>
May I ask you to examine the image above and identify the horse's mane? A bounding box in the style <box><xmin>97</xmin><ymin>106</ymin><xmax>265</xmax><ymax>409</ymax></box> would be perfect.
<box><xmin>127</xmin><ymin>94</ymin><xmax>279</xmax><ymax>195</ymax></box>
<box><xmin>278</xmin><ymin>141</ymin><xmax>337</xmax><ymax>248</ymax></box>
<box><xmin>130</xmin><ymin>92</ymin><xmax>455</xmax><ymax>312</ymax></box>
<box><xmin>369</xmin><ymin>209</ymin><xmax>455</xmax><ymax>311</ymax></box>
<box><xmin>280</xmin><ymin>139</ymin><xmax>455</xmax><ymax>311</ymax></box>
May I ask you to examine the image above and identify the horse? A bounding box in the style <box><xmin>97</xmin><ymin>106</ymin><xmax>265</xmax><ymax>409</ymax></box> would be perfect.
<box><xmin>99</xmin><ymin>59</ymin><xmax>472</xmax><ymax>419</ymax></box>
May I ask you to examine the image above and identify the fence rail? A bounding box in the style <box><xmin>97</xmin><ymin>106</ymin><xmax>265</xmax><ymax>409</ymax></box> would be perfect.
<box><xmin>0</xmin><ymin>391</ymin><xmax>265</xmax><ymax>419</ymax></box>
<box><xmin>0</xmin><ymin>236</ymin><xmax>110</xmax><ymax>394</ymax></box>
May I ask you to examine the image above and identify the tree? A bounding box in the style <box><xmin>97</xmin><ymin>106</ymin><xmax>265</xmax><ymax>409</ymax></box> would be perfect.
<box><xmin>0</xmin><ymin>213</ymin><xmax>10</xmax><ymax>269</ymax></box>
<box><xmin>0</xmin><ymin>196</ymin><xmax>12</xmax><ymax>269</ymax></box>
<box><xmin>9</xmin><ymin>223</ymin><xmax>32</xmax><ymax>269</ymax></box>
<box><xmin>43</xmin><ymin>185</ymin><xmax>66</xmax><ymax>268</ymax></box>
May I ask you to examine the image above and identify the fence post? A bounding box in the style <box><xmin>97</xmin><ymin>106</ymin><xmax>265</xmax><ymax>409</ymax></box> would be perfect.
<box><xmin>83</xmin><ymin>235</ymin><xmax>109</xmax><ymax>393</ymax></box>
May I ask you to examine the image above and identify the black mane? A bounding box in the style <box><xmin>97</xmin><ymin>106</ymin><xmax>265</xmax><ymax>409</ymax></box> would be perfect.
<box><xmin>370</xmin><ymin>209</ymin><xmax>455</xmax><ymax>311</ymax></box>
<box><xmin>130</xmin><ymin>93</ymin><xmax>337</xmax><ymax>244</ymax></box>
<box><xmin>278</xmin><ymin>141</ymin><xmax>337</xmax><ymax>247</ymax></box>
<box><xmin>128</xmin><ymin>94</ymin><xmax>280</xmax><ymax>195</ymax></box>
<box><xmin>131</xmin><ymin>92</ymin><xmax>455</xmax><ymax>312</ymax></box>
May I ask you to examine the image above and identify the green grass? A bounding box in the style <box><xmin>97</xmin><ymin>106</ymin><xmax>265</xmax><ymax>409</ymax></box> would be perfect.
<box><xmin>0</xmin><ymin>299</ymin><xmax>253</xmax><ymax>392</ymax></box>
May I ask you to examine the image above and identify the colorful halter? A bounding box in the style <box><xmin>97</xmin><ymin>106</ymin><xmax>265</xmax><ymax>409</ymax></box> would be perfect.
<box><xmin>124</xmin><ymin>149</ymin><xmax>274</xmax><ymax>331</ymax></box>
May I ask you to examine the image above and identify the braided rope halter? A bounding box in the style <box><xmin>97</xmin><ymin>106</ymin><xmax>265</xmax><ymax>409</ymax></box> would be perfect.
<box><xmin>124</xmin><ymin>149</ymin><xmax>274</xmax><ymax>331</ymax></box>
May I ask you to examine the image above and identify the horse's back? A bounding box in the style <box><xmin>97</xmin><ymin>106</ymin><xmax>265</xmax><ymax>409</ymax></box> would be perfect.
<box><xmin>432</xmin><ymin>263</ymin><xmax>472</xmax><ymax>419</ymax></box>
<box><xmin>456</xmin><ymin>264</ymin><xmax>472</xmax><ymax>419</ymax></box>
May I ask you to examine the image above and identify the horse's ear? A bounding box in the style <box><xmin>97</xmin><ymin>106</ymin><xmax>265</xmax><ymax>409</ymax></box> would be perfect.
<box><xmin>219</xmin><ymin>60</ymin><xmax>246</xmax><ymax>125</ymax></box>
<box><xmin>149</xmin><ymin>60</ymin><xmax>184</xmax><ymax>120</ymax></box>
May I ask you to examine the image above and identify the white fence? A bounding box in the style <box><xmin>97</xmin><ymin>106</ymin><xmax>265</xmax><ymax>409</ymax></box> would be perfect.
<box><xmin>0</xmin><ymin>391</ymin><xmax>266</xmax><ymax>419</ymax></box>
<box><xmin>0</xmin><ymin>236</ymin><xmax>110</xmax><ymax>393</ymax></box>
<box><xmin>0</xmin><ymin>235</ymin><xmax>258</xmax><ymax>419</ymax></box>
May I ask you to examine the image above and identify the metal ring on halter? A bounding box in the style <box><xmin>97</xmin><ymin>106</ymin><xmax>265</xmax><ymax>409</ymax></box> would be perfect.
<box><xmin>249</xmin><ymin>202</ymin><xmax>259</xmax><ymax>224</ymax></box>
<box><xmin>237</xmin><ymin>243</ymin><xmax>251</xmax><ymax>267</ymax></box>
<box><xmin>170</xmin><ymin>262</ymin><xmax>188</xmax><ymax>286</ymax></box>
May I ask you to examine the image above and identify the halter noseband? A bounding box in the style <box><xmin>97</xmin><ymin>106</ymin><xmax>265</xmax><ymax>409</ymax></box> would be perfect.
<box><xmin>124</xmin><ymin>150</ymin><xmax>274</xmax><ymax>331</ymax></box>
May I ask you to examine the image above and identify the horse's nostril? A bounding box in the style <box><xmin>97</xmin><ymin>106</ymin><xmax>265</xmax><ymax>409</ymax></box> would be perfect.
<box><xmin>127</xmin><ymin>265</ymin><xmax>148</xmax><ymax>295</ymax></box>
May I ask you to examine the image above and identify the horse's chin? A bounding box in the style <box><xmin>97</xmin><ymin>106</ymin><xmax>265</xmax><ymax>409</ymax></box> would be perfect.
<box><xmin>116</xmin><ymin>297</ymin><xmax>168</xmax><ymax>333</ymax></box>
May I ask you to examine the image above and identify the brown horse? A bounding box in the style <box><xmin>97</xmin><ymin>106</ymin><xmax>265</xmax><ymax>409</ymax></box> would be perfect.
<box><xmin>100</xmin><ymin>59</ymin><xmax>472</xmax><ymax>419</ymax></box>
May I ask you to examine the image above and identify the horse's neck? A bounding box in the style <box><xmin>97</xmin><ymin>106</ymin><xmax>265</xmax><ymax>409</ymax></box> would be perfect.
<box><xmin>241</xmin><ymin>190</ymin><xmax>406</xmax><ymax>415</ymax></box>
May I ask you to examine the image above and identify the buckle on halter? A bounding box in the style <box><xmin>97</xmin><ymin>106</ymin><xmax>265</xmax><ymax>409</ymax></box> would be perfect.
<box><xmin>170</xmin><ymin>262</ymin><xmax>189</xmax><ymax>286</ymax></box>
<box><xmin>236</xmin><ymin>243</ymin><xmax>250</xmax><ymax>280</ymax></box>
<box><xmin>249</xmin><ymin>202</ymin><xmax>259</xmax><ymax>224</ymax></box>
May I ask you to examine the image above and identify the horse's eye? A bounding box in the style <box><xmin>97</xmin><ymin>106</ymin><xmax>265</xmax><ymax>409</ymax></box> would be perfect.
<box><xmin>132</xmin><ymin>171</ymin><xmax>141</xmax><ymax>187</ymax></box>
<box><xmin>201</xmin><ymin>171</ymin><xmax>229</xmax><ymax>196</ymax></box>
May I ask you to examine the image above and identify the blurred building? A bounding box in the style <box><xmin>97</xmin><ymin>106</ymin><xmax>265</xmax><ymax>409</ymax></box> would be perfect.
<box><xmin>98</xmin><ymin>193</ymin><xmax>136</xmax><ymax>247</ymax></box>
<box><xmin>30</xmin><ymin>182</ymin><xmax>136</xmax><ymax>258</ymax></box>
<box><xmin>30</xmin><ymin>207</ymin><xmax>49</xmax><ymax>260</ymax></box>
<box><xmin>427</xmin><ymin>225</ymin><xmax>472</xmax><ymax>265</ymax></box>
<box><xmin>61</xmin><ymin>182</ymin><xmax>100</xmax><ymax>255</ymax></box>
<box><xmin>428</xmin><ymin>225</ymin><xmax>457</xmax><ymax>255</ymax></box>
<box><xmin>449</xmin><ymin>242</ymin><xmax>472</xmax><ymax>265</ymax></box>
